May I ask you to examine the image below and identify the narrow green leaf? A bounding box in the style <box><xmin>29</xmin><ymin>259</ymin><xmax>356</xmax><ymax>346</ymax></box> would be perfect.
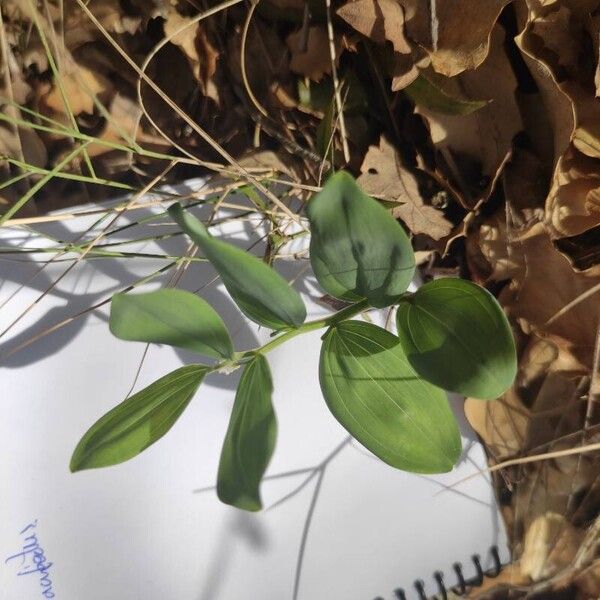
<box><xmin>306</xmin><ymin>171</ymin><xmax>415</xmax><ymax>308</ymax></box>
<box><xmin>316</xmin><ymin>95</ymin><xmax>335</xmax><ymax>162</ymax></box>
<box><xmin>319</xmin><ymin>320</ymin><xmax>461</xmax><ymax>473</ymax></box>
<box><xmin>110</xmin><ymin>289</ymin><xmax>233</xmax><ymax>359</ymax></box>
<box><xmin>404</xmin><ymin>74</ymin><xmax>489</xmax><ymax>116</ymax></box>
<box><xmin>168</xmin><ymin>203</ymin><xmax>306</xmax><ymax>330</ymax></box>
<box><xmin>396</xmin><ymin>278</ymin><xmax>517</xmax><ymax>400</ymax></box>
<box><xmin>217</xmin><ymin>355</ymin><xmax>276</xmax><ymax>511</ymax></box>
<box><xmin>70</xmin><ymin>365</ymin><xmax>207</xmax><ymax>471</ymax></box>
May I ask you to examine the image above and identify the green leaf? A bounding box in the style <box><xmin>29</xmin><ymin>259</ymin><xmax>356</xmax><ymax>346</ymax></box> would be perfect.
<box><xmin>306</xmin><ymin>171</ymin><xmax>415</xmax><ymax>308</ymax></box>
<box><xmin>168</xmin><ymin>203</ymin><xmax>306</xmax><ymax>330</ymax></box>
<box><xmin>319</xmin><ymin>320</ymin><xmax>461</xmax><ymax>473</ymax></box>
<box><xmin>396</xmin><ymin>278</ymin><xmax>517</xmax><ymax>400</ymax></box>
<box><xmin>404</xmin><ymin>74</ymin><xmax>489</xmax><ymax>116</ymax></box>
<box><xmin>315</xmin><ymin>95</ymin><xmax>335</xmax><ymax>163</ymax></box>
<box><xmin>110</xmin><ymin>289</ymin><xmax>233</xmax><ymax>359</ymax></box>
<box><xmin>70</xmin><ymin>365</ymin><xmax>207</xmax><ymax>471</ymax></box>
<box><xmin>217</xmin><ymin>355</ymin><xmax>276</xmax><ymax>511</ymax></box>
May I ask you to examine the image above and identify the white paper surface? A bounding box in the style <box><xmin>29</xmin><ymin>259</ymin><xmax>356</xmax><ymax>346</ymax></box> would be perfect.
<box><xmin>0</xmin><ymin>186</ymin><xmax>509</xmax><ymax>600</ymax></box>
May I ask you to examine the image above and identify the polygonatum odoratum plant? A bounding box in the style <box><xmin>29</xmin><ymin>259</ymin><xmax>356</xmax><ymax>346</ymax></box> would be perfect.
<box><xmin>70</xmin><ymin>172</ymin><xmax>517</xmax><ymax>511</ymax></box>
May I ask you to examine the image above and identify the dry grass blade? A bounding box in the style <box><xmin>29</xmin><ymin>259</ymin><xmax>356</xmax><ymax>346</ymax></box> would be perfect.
<box><xmin>73</xmin><ymin>0</ymin><xmax>304</xmax><ymax>227</ymax></box>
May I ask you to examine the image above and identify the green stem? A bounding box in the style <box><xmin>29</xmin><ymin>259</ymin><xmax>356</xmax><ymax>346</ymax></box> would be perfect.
<box><xmin>260</xmin><ymin>298</ymin><xmax>370</xmax><ymax>354</ymax></box>
<box><xmin>214</xmin><ymin>298</ymin><xmax>370</xmax><ymax>373</ymax></box>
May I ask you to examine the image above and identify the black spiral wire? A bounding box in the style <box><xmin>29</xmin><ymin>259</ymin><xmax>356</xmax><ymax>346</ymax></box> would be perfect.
<box><xmin>374</xmin><ymin>545</ymin><xmax>504</xmax><ymax>600</ymax></box>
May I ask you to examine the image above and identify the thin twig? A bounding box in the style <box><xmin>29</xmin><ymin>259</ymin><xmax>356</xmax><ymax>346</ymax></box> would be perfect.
<box><xmin>324</xmin><ymin>0</ymin><xmax>350</xmax><ymax>163</ymax></box>
<box><xmin>240</xmin><ymin>0</ymin><xmax>268</xmax><ymax>118</ymax></box>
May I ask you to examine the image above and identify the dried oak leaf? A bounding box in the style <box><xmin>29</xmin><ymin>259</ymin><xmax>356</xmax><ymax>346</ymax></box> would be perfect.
<box><xmin>62</xmin><ymin>0</ymin><xmax>143</xmax><ymax>50</ymax></box>
<box><xmin>337</xmin><ymin>0</ymin><xmax>411</xmax><ymax>53</ymax></box>
<box><xmin>227</xmin><ymin>20</ymin><xmax>287</xmax><ymax>108</ymax></box>
<box><xmin>518</xmin><ymin>336</ymin><xmax>588</xmax><ymax>390</ymax></box>
<box><xmin>86</xmin><ymin>93</ymin><xmax>143</xmax><ymax>158</ymax></box>
<box><xmin>416</xmin><ymin>27</ymin><xmax>522</xmax><ymax>188</ymax></box>
<box><xmin>503</xmin><ymin>223</ymin><xmax>600</xmax><ymax>365</ymax></box>
<box><xmin>469</xmin><ymin>215</ymin><xmax>524</xmax><ymax>282</ymax></box>
<box><xmin>530</xmin><ymin>5</ymin><xmax>580</xmax><ymax>70</ymax></box>
<box><xmin>357</xmin><ymin>136</ymin><xmax>452</xmax><ymax>240</ymax></box>
<box><xmin>287</xmin><ymin>26</ymin><xmax>340</xmax><ymax>82</ymax></box>
<box><xmin>521</xmin><ymin>512</ymin><xmax>585</xmax><ymax>582</ymax></box>
<box><xmin>398</xmin><ymin>0</ymin><xmax>511</xmax><ymax>76</ymax></box>
<box><xmin>515</xmin><ymin>33</ymin><xmax>575</xmax><ymax>170</ymax></box>
<box><xmin>575</xmin><ymin>559</ymin><xmax>600</xmax><ymax>599</ymax></box>
<box><xmin>41</xmin><ymin>61</ymin><xmax>112</xmax><ymax>116</ymax></box>
<box><xmin>464</xmin><ymin>389</ymin><xmax>530</xmax><ymax>460</ymax></box>
<box><xmin>238</xmin><ymin>150</ymin><xmax>303</xmax><ymax>182</ymax></box>
<box><xmin>546</xmin><ymin>146</ymin><xmax>600</xmax><ymax>238</ymax></box>
<box><xmin>517</xmin><ymin>3</ymin><xmax>600</xmax><ymax>160</ymax></box>
<box><xmin>390</xmin><ymin>51</ymin><xmax>422</xmax><ymax>91</ymax></box>
<box><xmin>164</xmin><ymin>12</ymin><xmax>219</xmax><ymax>102</ymax></box>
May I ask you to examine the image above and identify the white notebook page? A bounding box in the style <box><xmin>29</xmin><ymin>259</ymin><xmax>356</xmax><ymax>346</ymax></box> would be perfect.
<box><xmin>0</xmin><ymin>184</ymin><xmax>509</xmax><ymax>600</ymax></box>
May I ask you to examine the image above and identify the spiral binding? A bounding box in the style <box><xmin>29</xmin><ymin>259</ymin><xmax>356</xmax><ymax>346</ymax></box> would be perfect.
<box><xmin>374</xmin><ymin>545</ymin><xmax>503</xmax><ymax>600</ymax></box>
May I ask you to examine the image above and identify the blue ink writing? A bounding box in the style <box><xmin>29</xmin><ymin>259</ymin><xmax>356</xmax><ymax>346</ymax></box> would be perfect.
<box><xmin>5</xmin><ymin>519</ymin><xmax>55</xmax><ymax>598</ymax></box>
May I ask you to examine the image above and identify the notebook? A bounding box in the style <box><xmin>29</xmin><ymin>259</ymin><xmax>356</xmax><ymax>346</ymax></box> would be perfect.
<box><xmin>0</xmin><ymin>180</ymin><xmax>509</xmax><ymax>600</ymax></box>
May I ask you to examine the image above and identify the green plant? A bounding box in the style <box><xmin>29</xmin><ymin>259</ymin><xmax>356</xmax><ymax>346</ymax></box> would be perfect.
<box><xmin>70</xmin><ymin>171</ymin><xmax>517</xmax><ymax>511</ymax></box>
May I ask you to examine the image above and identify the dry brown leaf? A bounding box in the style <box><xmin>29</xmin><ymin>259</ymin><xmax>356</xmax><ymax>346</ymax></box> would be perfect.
<box><xmin>287</xmin><ymin>26</ymin><xmax>340</xmax><ymax>82</ymax></box>
<box><xmin>526</xmin><ymin>370</ymin><xmax>582</xmax><ymax>451</ymax></box>
<box><xmin>238</xmin><ymin>150</ymin><xmax>303</xmax><ymax>181</ymax></box>
<box><xmin>389</xmin><ymin>47</ymin><xmax>430</xmax><ymax>91</ymax></box>
<box><xmin>164</xmin><ymin>12</ymin><xmax>219</xmax><ymax>101</ymax></box>
<box><xmin>80</xmin><ymin>0</ymin><xmax>142</xmax><ymax>35</ymax></box>
<box><xmin>518</xmin><ymin>4</ymin><xmax>600</xmax><ymax>161</ymax></box>
<box><xmin>417</xmin><ymin>27</ymin><xmax>522</xmax><ymax>188</ymax></box>
<box><xmin>546</xmin><ymin>146</ymin><xmax>600</xmax><ymax>238</ymax></box>
<box><xmin>503</xmin><ymin>148</ymin><xmax>549</xmax><ymax>224</ymax></box>
<box><xmin>516</xmin><ymin>37</ymin><xmax>575</xmax><ymax>171</ymax></box>
<box><xmin>473</xmin><ymin>215</ymin><xmax>523</xmax><ymax>282</ymax></box>
<box><xmin>521</xmin><ymin>512</ymin><xmax>584</xmax><ymax>581</ymax></box>
<box><xmin>390</xmin><ymin>52</ymin><xmax>420</xmax><ymax>91</ymax></box>
<box><xmin>503</xmin><ymin>223</ymin><xmax>600</xmax><ymax>365</ymax></box>
<box><xmin>86</xmin><ymin>93</ymin><xmax>142</xmax><ymax>157</ymax></box>
<box><xmin>530</xmin><ymin>5</ymin><xmax>579</xmax><ymax>69</ymax></box>
<box><xmin>399</xmin><ymin>0</ymin><xmax>511</xmax><ymax>77</ymax></box>
<box><xmin>574</xmin><ymin>558</ymin><xmax>600</xmax><ymax>598</ymax></box>
<box><xmin>227</xmin><ymin>20</ymin><xmax>286</xmax><ymax>109</ymax></box>
<box><xmin>464</xmin><ymin>563</ymin><xmax>530</xmax><ymax>597</ymax></box>
<box><xmin>519</xmin><ymin>336</ymin><xmax>588</xmax><ymax>390</ymax></box>
<box><xmin>41</xmin><ymin>61</ymin><xmax>112</xmax><ymax>116</ymax></box>
<box><xmin>0</xmin><ymin>121</ymin><xmax>47</xmax><ymax>168</ymax></box>
<box><xmin>337</xmin><ymin>0</ymin><xmax>411</xmax><ymax>53</ymax></box>
<box><xmin>61</xmin><ymin>0</ymin><xmax>144</xmax><ymax>50</ymax></box>
<box><xmin>465</xmin><ymin>390</ymin><xmax>530</xmax><ymax>460</ymax></box>
<box><xmin>357</xmin><ymin>136</ymin><xmax>453</xmax><ymax>240</ymax></box>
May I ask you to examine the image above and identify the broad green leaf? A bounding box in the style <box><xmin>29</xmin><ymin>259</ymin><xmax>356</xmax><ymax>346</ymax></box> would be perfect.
<box><xmin>396</xmin><ymin>278</ymin><xmax>517</xmax><ymax>400</ymax></box>
<box><xmin>168</xmin><ymin>203</ymin><xmax>306</xmax><ymax>330</ymax></box>
<box><xmin>217</xmin><ymin>355</ymin><xmax>276</xmax><ymax>511</ymax></box>
<box><xmin>404</xmin><ymin>74</ymin><xmax>489</xmax><ymax>116</ymax></box>
<box><xmin>110</xmin><ymin>289</ymin><xmax>233</xmax><ymax>359</ymax></box>
<box><xmin>319</xmin><ymin>320</ymin><xmax>461</xmax><ymax>473</ymax></box>
<box><xmin>306</xmin><ymin>171</ymin><xmax>415</xmax><ymax>308</ymax></box>
<box><xmin>70</xmin><ymin>365</ymin><xmax>207</xmax><ymax>471</ymax></box>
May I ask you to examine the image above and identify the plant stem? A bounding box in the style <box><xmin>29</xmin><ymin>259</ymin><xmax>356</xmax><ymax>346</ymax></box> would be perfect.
<box><xmin>260</xmin><ymin>298</ymin><xmax>370</xmax><ymax>354</ymax></box>
<box><xmin>214</xmin><ymin>298</ymin><xmax>370</xmax><ymax>373</ymax></box>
